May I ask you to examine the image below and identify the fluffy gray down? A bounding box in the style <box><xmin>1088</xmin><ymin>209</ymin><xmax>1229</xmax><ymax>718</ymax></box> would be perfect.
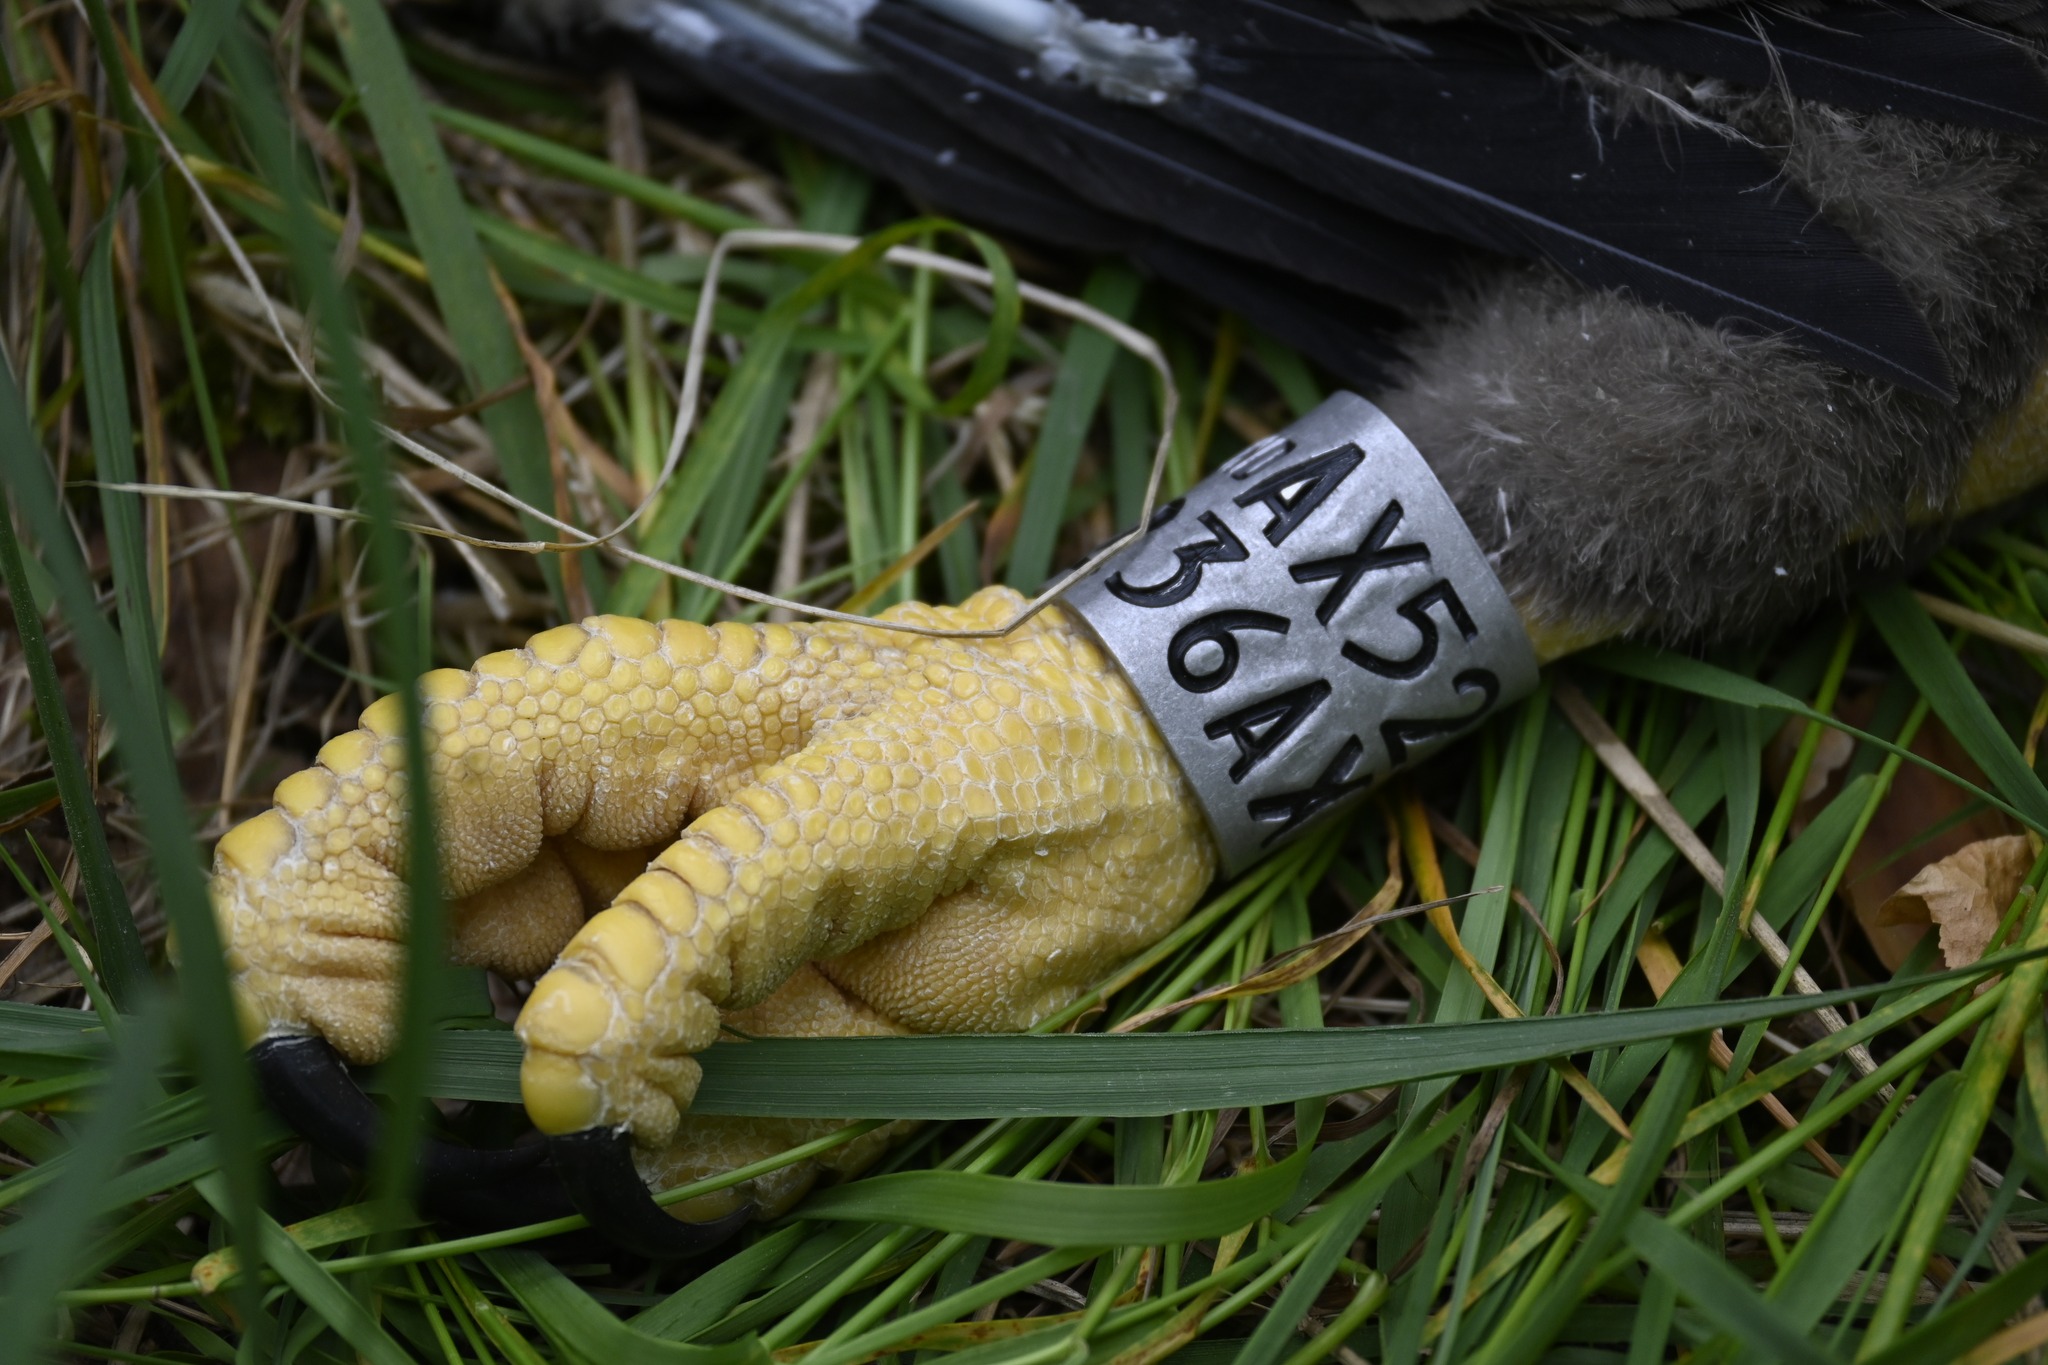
<box><xmin>1379</xmin><ymin>66</ymin><xmax>2048</xmax><ymax>642</ymax></box>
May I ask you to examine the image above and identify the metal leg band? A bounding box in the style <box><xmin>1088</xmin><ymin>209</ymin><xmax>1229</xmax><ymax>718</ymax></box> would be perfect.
<box><xmin>1062</xmin><ymin>391</ymin><xmax>1537</xmax><ymax>873</ymax></box>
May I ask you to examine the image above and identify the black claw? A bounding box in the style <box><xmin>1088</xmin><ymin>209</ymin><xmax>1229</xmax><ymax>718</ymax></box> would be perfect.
<box><xmin>550</xmin><ymin>1127</ymin><xmax>754</xmax><ymax>1259</ymax></box>
<box><xmin>253</xmin><ymin>1036</ymin><xmax>749</xmax><ymax>1256</ymax></box>
<box><xmin>252</xmin><ymin>1035</ymin><xmax>547</xmax><ymax>1190</ymax></box>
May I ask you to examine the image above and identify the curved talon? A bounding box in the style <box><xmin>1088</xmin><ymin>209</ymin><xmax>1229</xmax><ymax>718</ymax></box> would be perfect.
<box><xmin>429</xmin><ymin>1167</ymin><xmax>588</xmax><ymax>1238</ymax></box>
<box><xmin>252</xmin><ymin>1035</ymin><xmax>548</xmax><ymax>1191</ymax></box>
<box><xmin>550</xmin><ymin>1127</ymin><xmax>755</xmax><ymax>1259</ymax></box>
<box><xmin>255</xmin><ymin>1036</ymin><xmax>730</xmax><ymax>1251</ymax></box>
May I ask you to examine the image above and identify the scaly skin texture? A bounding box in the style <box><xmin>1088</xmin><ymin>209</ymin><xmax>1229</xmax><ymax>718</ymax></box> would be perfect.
<box><xmin>208</xmin><ymin>586</ymin><xmax>1215</xmax><ymax>1180</ymax></box>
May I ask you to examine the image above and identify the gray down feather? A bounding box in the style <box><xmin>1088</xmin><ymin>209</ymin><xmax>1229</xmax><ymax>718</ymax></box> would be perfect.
<box><xmin>1379</xmin><ymin>63</ymin><xmax>2048</xmax><ymax>642</ymax></box>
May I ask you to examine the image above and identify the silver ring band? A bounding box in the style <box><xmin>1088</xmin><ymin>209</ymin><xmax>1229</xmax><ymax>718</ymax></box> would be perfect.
<box><xmin>1062</xmin><ymin>392</ymin><xmax>1537</xmax><ymax>873</ymax></box>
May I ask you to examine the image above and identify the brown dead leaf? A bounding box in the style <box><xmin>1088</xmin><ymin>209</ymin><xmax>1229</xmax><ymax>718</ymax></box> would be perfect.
<box><xmin>1771</xmin><ymin>690</ymin><xmax>2021</xmax><ymax>972</ymax></box>
<box><xmin>1878</xmin><ymin>834</ymin><xmax>2035</xmax><ymax>970</ymax></box>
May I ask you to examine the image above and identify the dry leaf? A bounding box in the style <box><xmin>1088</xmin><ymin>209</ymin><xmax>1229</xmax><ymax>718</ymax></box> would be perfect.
<box><xmin>1770</xmin><ymin>692</ymin><xmax>2021</xmax><ymax>972</ymax></box>
<box><xmin>1878</xmin><ymin>834</ymin><xmax>2035</xmax><ymax>969</ymax></box>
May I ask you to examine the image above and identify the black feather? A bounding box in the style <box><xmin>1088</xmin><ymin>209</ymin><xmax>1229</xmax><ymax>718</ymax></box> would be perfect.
<box><xmin>1082</xmin><ymin>0</ymin><xmax>1953</xmax><ymax>398</ymax></box>
<box><xmin>616</xmin><ymin>12</ymin><xmax>1137</xmax><ymax>252</ymax></box>
<box><xmin>1543</xmin><ymin>2</ymin><xmax>2048</xmax><ymax>133</ymax></box>
<box><xmin>858</xmin><ymin>0</ymin><xmax>1465</xmax><ymax>309</ymax></box>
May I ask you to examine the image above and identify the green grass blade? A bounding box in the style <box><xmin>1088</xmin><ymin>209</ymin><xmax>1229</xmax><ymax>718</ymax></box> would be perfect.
<box><xmin>1859</xmin><ymin>1239</ymin><xmax>2048</xmax><ymax>1365</ymax></box>
<box><xmin>9</xmin><ymin>955</ymin><xmax>2010</xmax><ymax>1117</ymax></box>
<box><xmin>1536</xmin><ymin>1150</ymin><xmax>1844</xmax><ymax>1365</ymax></box>
<box><xmin>0</xmin><ymin>491</ymin><xmax>142</xmax><ymax>1005</ymax></box>
<box><xmin>1589</xmin><ymin>642</ymin><xmax>2044</xmax><ymax>834</ymax></box>
<box><xmin>0</xmin><ymin>1000</ymin><xmax>118</xmax><ymax>1055</ymax></box>
<box><xmin>1863</xmin><ymin>582</ymin><xmax>2048</xmax><ymax>827</ymax></box>
<box><xmin>1005</xmin><ymin>263</ymin><xmax>1142</xmax><ymax>591</ymax></box>
<box><xmin>0</xmin><ymin>46</ymin><xmax>78</xmax><ymax>322</ymax></box>
<box><xmin>193</xmin><ymin>1176</ymin><xmax>412</xmax><ymax>1365</ymax></box>
<box><xmin>606</xmin><ymin>312</ymin><xmax>802</xmax><ymax>617</ymax></box>
<box><xmin>1623</xmin><ymin>1206</ymin><xmax>1841</xmax><ymax>1365</ymax></box>
<box><xmin>801</xmin><ymin>1152</ymin><xmax>1302</xmax><ymax>1244</ymax></box>
<box><xmin>80</xmin><ymin>227</ymin><xmax>162</xmax><ymax>707</ymax></box>
<box><xmin>0</xmin><ymin>337</ymin><xmax>271</xmax><ymax>1333</ymax></box>
<box><xmin>372</xmin><ymin>953</ymin><xmax>2038</xmax><ymax>1111</ymax></box>
<box><xmin>72</xmin><ymin>224</ymin><xmax>162</xmax><ymax>987</ymax></box>
<box><xmin>0</xmin><ymin>996</ymin><xmax>166</xmax><ymax>1361</ymax></box>
<box><xmin>1431</xmin><ymin>698</ymin><xmax>1543</xmax><ymax>1038</ymax></box>
<box><xmin>218</xmin><ymin>19</ymin><xmax>451</xmax><ymax>1234</ymax></box>
<box><xmin>1480</xmin><ymin>1039</ymin><xmax>1707</xmax><ymax>1365</ymax></box>
<box><xmin>605</xmin><ymin>218</ymin><xmax>940</xmax><ymax>617</ymax></box>
<box><xmin>1234</xmin><ymin>1099</ymin><xmax>1476</xmax><ymax>1365</ymax></box>
<box><xmin>326</xmin><ymin>0</ymin><xmax>563</xmax><ymax>602</ymax></box>
<box><xmin>154</xmin><ymin>0</ymin><xmax>237</xmax><ymax>112</ymax></box>
<box><xmin>799</xmin><ymin>1245</ymin><xmax>1097</xmax><ymax>1365</ymax></box>
<box><xmin>676</xmin><ymin>356</ymin><xmax>804</xmax><ymax>621</ymax></box>
<box><xmin>430</xmin><ymin>104</ymin><xmax>758</xmax><ymax>233</ymax></box>
<box><xmin>482</xmin><ymin>1248</ymin><xmax>771</xmax><ymax>1365</ymax></box>
<box><xmin>630</xmin><ymin>1225</ymin><xmax>806</xmax><ymax>1340</ymax></box>
<box><xmin>476</xmin><ymin>215</ymin><xmax>710</xmax><ymax>318</ymax></box>
<box><xmin>0</xmin><ymin>1085</ymin><xmax>259</xmax><ymax>1221</ymax></box>
<box><xmin>0</xmin><ymin>1127</ymin><xmax>284</xmax><ymax>1249</ymax></box>
<box><xmin>1761</xmin><ymin>1072</ymin><xmax>1955</xmax><ymax>1340</ymax></box>
<box><xmin>1866</xmin><ymin>878</ymin><xmax>2048</xmax><ymax>1349</ymax></box>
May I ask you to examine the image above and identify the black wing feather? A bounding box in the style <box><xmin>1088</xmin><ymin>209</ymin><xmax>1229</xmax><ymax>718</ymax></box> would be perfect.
<box><xmin>634</xmin><ymin>28</ymin><xmax>1137</xmax><ymax>251</ymax></box>
<box><xmin>1545</xmin><ymin>3</ymin><xmax>2048</xmax><ymax>133</ymax></box>
<box><xmin>859</xmin><ymin>0</ymin><xmax>1465</xmax><ymax>309</ymax></box>
<box><xmin>1086</xmin><ymin>0</ymin><xmax>1953</xmax><ymax>398</ymax></box>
